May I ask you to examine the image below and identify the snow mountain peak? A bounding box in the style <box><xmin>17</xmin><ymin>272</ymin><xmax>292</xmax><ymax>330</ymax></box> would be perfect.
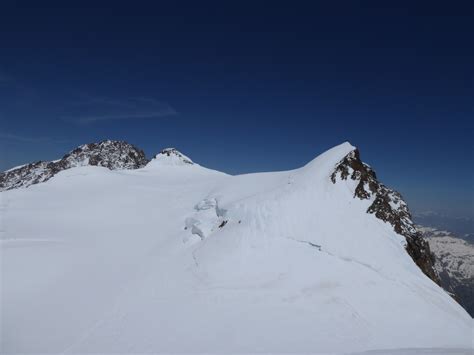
<box><xmin>0</xmin><ymin>140</ymin><xmax>452</xmax><ymax>291</ymax></box>
<box><xmin>0</xmin><ymin>139</ymin><xmax>148</xmax><ymax>191</ymax></box>
<box><xmin>2</xmin><ymin>140</ymin><xmax>472</xmax><ymax>352</ymax></box>
<box><xmin>152</xmin><ymin>148</ymin><xmax>194</xmax><ymax>165</ymax></box>
<box><xmin>62</xmin><ymin>140</ymin><xmax>148</xmax><ymax>169</ymax></box>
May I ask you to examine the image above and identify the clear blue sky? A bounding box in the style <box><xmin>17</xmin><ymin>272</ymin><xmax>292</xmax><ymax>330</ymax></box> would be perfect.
<box><xmin>0</xmin><ymin>1</ymin><xmax>472</xmax><ymax>217</ymax></box>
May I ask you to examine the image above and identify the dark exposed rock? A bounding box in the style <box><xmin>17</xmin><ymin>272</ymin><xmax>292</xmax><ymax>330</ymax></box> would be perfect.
<box><xmin>331</xmin><ymin>149</ymin><xmax>440</xmax><ymax>285</ymax></box>
<box><xmin>405</xmin><ymin>234</ymin><xmax>439</xmax><ymax>284</ymax></box>
<box><xmin>0</xmin><ymin>161</ymin><xmax>57</xmax><ymax>191</ymax></box>
<box><xmin>61</xmin><ymin>140</ymin><xmax>148</xmax><ymax>170</ymax></box>
<box><xmin>0</xmin><ymin>140</ymin><xmax>148</xmax><ymax>191</ymax></box>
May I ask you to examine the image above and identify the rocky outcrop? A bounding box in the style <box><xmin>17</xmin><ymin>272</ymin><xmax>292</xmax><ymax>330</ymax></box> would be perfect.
<box><xmin>0</xmin><ymin>161</ymin><xmax>59</xmax><ymax>191</ymax></box>
<box><xmin>331</xmin><ymin>149</ymin><xmax>440</xmax><ymax>284</ymax></box>
<box><xmin>0</xmin><ymin>140</ymin><xmax>148</xmax><ymax>191</ymax></box>
<box><xmin>61</xmin><ymin>140</ymin><xmax>148</xmax><ymax>170</ymax></box>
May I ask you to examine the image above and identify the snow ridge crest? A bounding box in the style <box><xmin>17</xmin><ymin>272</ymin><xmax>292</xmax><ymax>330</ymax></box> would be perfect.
<box><xmin>331</xmin><ymin>147</ymin><xmax>440</xmax><ymax>284</ymax></box>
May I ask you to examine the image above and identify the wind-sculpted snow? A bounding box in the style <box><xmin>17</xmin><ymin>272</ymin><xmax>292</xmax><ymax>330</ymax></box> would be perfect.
<box><xmin>0</xmin><ymin>140</ymin><xmax>148</xmax><ymax>191</ymax></box>
<box><xmin>184</xmin><ymin>198</ymin><xmax>228</xmax><ymax>241</ymax></box>
<box><xmin>1</xmin><ymin>141</ymin><xmax>472</xmax><ymax>353</ymax></box>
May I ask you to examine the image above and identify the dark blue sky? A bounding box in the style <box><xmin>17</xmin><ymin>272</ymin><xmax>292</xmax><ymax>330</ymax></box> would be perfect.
<box><xmin>0</xmin><ymin>1</ymin><xmax>473</xmax><ymax>216</ymax></box>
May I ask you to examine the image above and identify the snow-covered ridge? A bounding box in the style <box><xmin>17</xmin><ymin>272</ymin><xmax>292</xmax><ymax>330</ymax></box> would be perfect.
<box><xmin>0</xmin><ymin>144</ymin><xmax>200</xmax><ymax>191</ymax></box>
<box><xmin>1</xmin><ymin>140</ymin><xmax>472</xmax><ymax>353</ymax></box>
<box><xmin>0</xmin><ymin>140</ymin><xmax>441</xmax><ymax>285</ymax></box>
<box><xmin>330</xmin><ymin>148</ymin><xmax>439</xmax><ymax>283</ymax></box>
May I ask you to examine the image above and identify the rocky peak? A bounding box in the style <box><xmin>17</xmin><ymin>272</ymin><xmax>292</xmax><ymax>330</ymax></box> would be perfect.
<box><xmin>331</xmin><ymin>148</ymin><xmax>440</xmax><ymax>284</ymax></box>
<box><xmin>62</xmin><ymin>140</ymin><xmax>148</xmax><ymax>170</ymax></box>
<box><xmin>0</xmin><ymin>140</ymin><xmax>148</xmax><ymax>191</ymax></box>
<box><xmin>152</xmin><ymin>148</ymin><xmax>194</xmax><ymax>165</ymax></box>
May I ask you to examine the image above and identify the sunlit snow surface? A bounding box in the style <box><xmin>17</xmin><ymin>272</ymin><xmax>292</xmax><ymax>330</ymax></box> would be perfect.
<box><xmin>1</xmin><ymin>143</ymin><xmax>472</xmax><ymax>353</ymax></box>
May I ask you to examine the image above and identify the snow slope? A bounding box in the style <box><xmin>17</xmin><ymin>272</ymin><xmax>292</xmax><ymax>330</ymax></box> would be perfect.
<box><xmin>1</xmin><ymin>142</ymin><xmax>472</xmax><ymax>353</ymax></box>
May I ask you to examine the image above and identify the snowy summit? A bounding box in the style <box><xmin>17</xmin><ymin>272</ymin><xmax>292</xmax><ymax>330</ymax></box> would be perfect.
<box><xmin>1</xmin><ymin>141</ymin><xmax>472</xmax><ymax>354</ymax></box>
<box><xmin>150</xmin><ymin>147</ymin><xmax>194</xmax><ymax>166</ymax></box>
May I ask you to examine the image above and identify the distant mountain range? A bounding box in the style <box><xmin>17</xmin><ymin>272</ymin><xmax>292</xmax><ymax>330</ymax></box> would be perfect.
<box><xmin>418</xmin><ymin>225</ymin><xmax>474</xmax><ymax>317</ymax></box>
<box><xmin>414</xmin><ymin>211</ymin><xmax>474</xmax><ymax>243</ymax></box>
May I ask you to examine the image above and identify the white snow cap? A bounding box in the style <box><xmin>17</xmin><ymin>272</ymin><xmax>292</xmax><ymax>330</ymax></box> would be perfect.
<box><xmin>3</xmin><ymin>139</ymin><xmax>473</xmax><ymax>353</ymax></box>
<box><xmin>152</xmin><ymin>148</ymin><xmax>194</xmax><ymax>165</ymax></box>
<box><xmin>301</xmin><ymin>141</ymin><xmax>356</xmax><ymax>174</ymax></box>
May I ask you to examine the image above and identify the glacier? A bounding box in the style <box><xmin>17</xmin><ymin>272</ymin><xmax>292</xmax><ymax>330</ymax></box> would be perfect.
<box><xmin>1</xmin><ymin>142</ymin><xmax>472</xmax><ymax>353</ymax></box>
